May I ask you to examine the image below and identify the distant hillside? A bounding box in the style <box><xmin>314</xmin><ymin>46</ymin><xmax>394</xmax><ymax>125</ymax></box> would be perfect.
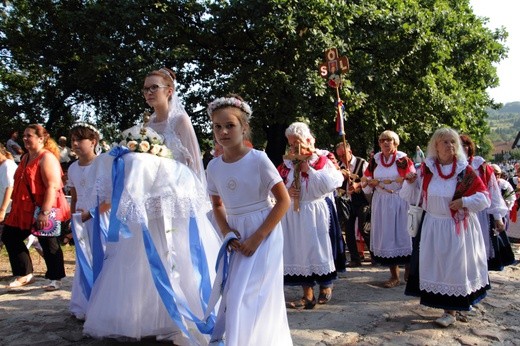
<box><xmin>488</xmin><ymin>101</ymin><xmax>520</xmax><ymax>143</ymax></box>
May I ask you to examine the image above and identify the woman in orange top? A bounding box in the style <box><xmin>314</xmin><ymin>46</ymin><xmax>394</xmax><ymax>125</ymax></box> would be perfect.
<box><xmin>2</xmin><ymin>124</ymin><xmax>70</xmax><ymax>290</ymax></box>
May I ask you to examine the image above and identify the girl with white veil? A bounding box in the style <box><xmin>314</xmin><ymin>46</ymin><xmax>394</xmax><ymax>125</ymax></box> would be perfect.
<box><xmin>145</xmin><ymin>67</ymin><xmax>206</xmax><ymax>186</ymax></box>
<box><xmin>83</xmin><ymin>68</ymin><xmax>221</xmax><ymax>345</ymax></box>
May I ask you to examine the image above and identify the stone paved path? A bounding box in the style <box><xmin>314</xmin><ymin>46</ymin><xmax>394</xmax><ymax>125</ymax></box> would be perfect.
<box><xmin>1</xmin><ymin>246</ymin><xmax>519</xmax><ymax>345</ymax></box>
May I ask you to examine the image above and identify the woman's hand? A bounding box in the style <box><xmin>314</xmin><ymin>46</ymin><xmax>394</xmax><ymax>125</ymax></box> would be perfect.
<box><xmin>494</xmin><ymin>219</ymin><xmax>505</xmax><ymax>233</ymax></box>
<box><xmin>36</xmin><ymin>213</ymin><xmax>49</xmax><ymax>230</ymax></box>
<box><xmin>299</xmin><ymin>161</ymin><xmax>309</xmax><ymax>173</ymax></box>
<box><xmin>405</xmin><ymin>172</ymin><xmax>417</xmax><ymax>183</ymax></box>
<box><xmin>367</xmin><ymin>179</ymin><xmax>379</xmax><ymax>188</ymax></box>
<box><xmin>288</xmin><ymin>186</ymin><xmax>300</xmax><ymax>199</ymax></box>
<box><xmin>449</xmin><ymin>198</ymin><xmax>463</xmax><ymax>211</ymax></box>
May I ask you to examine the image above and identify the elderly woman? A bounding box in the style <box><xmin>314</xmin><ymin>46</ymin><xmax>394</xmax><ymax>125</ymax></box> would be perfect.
<box><xmin>363</xmin><ymin>130</ymin><xmax>415</xmax><ymax>288</ymax></box>
<box><xmin>401</xmin><ymin>127</ymin><xmax>490</xmax><ymax>327</ymax></box>
<box><xmin>459</xmin><ymin>135</ymin><xmax>508</xmax><ymax>271</ymax></box>
<box><xmin>279</xmin><ymin>122</ymin><xmax>343</xmax><ymax>309</ymax></box>
<box><xmin>2</xmin><ymin>124</ymin><xmax>70</xmax><ymax>291</ymax></box>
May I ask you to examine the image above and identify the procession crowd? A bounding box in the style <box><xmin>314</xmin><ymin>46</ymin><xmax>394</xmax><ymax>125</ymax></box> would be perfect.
<box><xmin>0</xmin><ymin>67</ymin><xmax>518</xmax><ymax>345</ymax></box>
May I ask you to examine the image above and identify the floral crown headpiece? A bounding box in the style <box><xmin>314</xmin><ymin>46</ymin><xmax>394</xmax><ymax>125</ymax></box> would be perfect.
<box><xmin>207</xmin><ymin>97</ymin><xmax>252</xmax><ymax>119</ymax></box>
<box><xmin>71</xmin><ymin>122</ymin><xmax>102</xmax><ymax>139</ymax></box>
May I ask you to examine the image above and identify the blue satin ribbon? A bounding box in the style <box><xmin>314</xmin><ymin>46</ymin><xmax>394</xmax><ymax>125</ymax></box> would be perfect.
<box><xmin>141</xmin><ymin>222</ymin><xmax>215</xmax><ymax>340</ymax></box>
<box><xmin>91</xmin><ymin>203</ymin><xmax>105</xmax><ymax>283</ymax></box>
<box><xmin>107</xmin><ymin>147</ymin><xmax>132</xmax><ymax>242</ymax></box>
<box><xmin>189</xmin><ymin>217</ymin><xmax>212</xmax><ymax>310</ymax></box>
<box><xmin>70</xmin><ymin>219</ymin><xmax>93</xmax><ymax>299</ymax></box>
<box><xmin>208</xmin><ymin>233</ymin><xmax>237</xmax><ymax>343</ymax></box>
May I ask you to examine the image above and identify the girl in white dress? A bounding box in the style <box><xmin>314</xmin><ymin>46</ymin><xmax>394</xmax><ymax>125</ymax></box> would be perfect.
<box><xmin>206</xmin><ymin>95</ymin><xmax>292</xmax><ymax>346</ymax></box>
<box><xmin>401</xmin><ymin>128</ymin><xmax>490</xmax><ymax>327</ymax></box>
<box><xmin>83</xmin><ymin>68</ymin><xmax>221</xmax><ymax>345</ymax></box>
<box><xmin>68</xmin><ymin>123</ymin><xmax>109</xmax><ymax>320</ymax></box>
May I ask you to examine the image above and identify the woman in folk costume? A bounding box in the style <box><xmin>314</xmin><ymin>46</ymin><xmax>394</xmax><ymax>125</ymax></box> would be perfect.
<box><xmin>400</xmin><ymin>127</ymin><xmax>490</xmax><ymax>327</ymax></box>
<box><xmin>362</xmin><ymin>130</ymin><xmax>415</xmax><ymax>288</ymax></box>
<box><xmin>459</xmin><ymin>135</ymin><xmax>509</xmax><ymax>271</ymax></box>
<box><xmin>84</xmin><ymin>68</ymin><xmax>221</xmax><ymax>345</ymax></box>
<box><xmin>206</xmin><ymin>95</ymin><xmax>292</xmax><ymax>346</ymax></box>
<box><xmin>280</xmin><ymin>122</ymin><xmax>343</xmax><ymax>309</ymax></box>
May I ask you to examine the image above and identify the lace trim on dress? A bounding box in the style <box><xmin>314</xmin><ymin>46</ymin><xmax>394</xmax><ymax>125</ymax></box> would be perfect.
<box><xmin>420</xmin><ymin>275</ymin><xmax>488</xmax><ymax>296</ymax></box>
<box><xmin>373</xmin><ymin>248</ymin><xmax>412</xmax><ymax>258</ymax></box>
<box><xmin>284</xmin><ymin>264</ymin><xmax>335</xmax><ymax>276</ymax></box>
<box><xmin>117</xmin><ymin>190</ymin><xmax>209</xmax><ymax>224</ymax></box>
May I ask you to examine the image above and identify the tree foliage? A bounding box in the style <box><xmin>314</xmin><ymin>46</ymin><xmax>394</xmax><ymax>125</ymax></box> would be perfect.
<box><xmin>0</xmin><ymin>0</ymin><xmax>507</xmax><ymax>163</ymax></box>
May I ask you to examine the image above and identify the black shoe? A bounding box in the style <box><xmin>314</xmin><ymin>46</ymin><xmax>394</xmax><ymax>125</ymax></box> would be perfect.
<box><xmin>346</xmin><ymin>261</ymin><xmax>362</xmax><ymax>268</ymax></box>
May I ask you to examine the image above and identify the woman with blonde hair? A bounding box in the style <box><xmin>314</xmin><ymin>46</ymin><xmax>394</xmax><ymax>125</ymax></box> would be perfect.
<box><xmin>401</xmin><ymin>127</ymin><xmax>490</xmax><ymax>327</ymax></box>
<box><xmin>2</xmin><ymin>124</ymin><xmax>70</xmax><ymax>290</ymax></box>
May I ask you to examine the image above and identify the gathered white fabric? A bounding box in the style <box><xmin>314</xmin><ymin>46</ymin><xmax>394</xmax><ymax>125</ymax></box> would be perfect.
<box><xmin>94</xmin><ymin>152</ymin><xmax>209</xmax><ymax>225</ymax></box>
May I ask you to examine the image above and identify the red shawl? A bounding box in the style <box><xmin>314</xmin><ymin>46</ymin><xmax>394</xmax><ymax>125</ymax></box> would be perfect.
<box><xmin>422</xmin><ymin>163</ymin><xmax>488</xmax><ymax>234</ymax></box>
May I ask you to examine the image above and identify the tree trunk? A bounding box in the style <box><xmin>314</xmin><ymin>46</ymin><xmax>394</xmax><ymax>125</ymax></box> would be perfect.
<box><xmin>264</xmin><ymin>123</ymin><xmax>288</xmax><ymax>167</ymax></box>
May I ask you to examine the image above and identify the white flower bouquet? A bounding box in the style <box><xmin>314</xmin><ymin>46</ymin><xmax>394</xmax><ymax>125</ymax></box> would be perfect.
<box><xmin>119</xmin><ymin>125</ymin><xmax>173</xmax><ymax>158</ymax></box>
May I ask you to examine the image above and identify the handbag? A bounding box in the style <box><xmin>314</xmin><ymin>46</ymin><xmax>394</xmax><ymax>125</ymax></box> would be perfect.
<box><xmin>31</xmin><ymin>206</ymin><xmax>61</xmax><ymax>237</ymax></box>
<box><xmin>488</xmin><ymin>217</ymin><xmax>516</xmax><ymax>271</ymax></box>
<box><xmin>407</xmin><ymin>190</ymin><xmax>423</xmax><ymax>237</ymax></box>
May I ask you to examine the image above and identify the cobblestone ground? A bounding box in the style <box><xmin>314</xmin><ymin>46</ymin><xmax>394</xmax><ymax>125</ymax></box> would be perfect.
<box><xmin>1</xmin><ymin>245</ymin><xmax>519</xmax><ymax>346</ymax></box>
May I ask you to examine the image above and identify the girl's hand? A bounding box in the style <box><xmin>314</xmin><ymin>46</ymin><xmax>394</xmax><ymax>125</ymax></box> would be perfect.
<box><xmin>76</xmin><ymin>208</ymin><xmax>91</xmax><ymax>223</ymax></box>
<box><xmin>227</xmin><ymin>239</ymin><xmax>241</xmax><ymax>252</ymax></box>
<box><xmin>226</xmin><ymin>229</ymin><xmax>241</xmax><ymax>251</ymax></box>
<box><xmin>238</xmin><ymin>233</ymin><xmax>263</xmax><ymax>257</ymax></box>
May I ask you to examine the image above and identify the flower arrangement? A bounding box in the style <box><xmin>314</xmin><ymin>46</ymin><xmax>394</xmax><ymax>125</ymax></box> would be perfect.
<box><xmin>119</xmin><ymin>125</ymin><xmax>172</xmax><ymax>158</ymax></box>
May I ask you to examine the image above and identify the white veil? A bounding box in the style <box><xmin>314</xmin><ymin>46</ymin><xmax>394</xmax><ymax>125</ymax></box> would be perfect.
<box><xmin>148</xmin><ymin>93</ymin><xmax>206</xmax><ymax>188</ymax></box>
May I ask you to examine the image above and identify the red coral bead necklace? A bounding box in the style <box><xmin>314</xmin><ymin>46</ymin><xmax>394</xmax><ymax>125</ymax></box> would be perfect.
<box><xmin>435</xmin><ymin>157</ymin><xmax>457</xmax><ymax>179</ymax></box>
<box><xmin>380</xmin><ymin>151</ymin><xmax>397</xmax><ymax>168</ymax></box>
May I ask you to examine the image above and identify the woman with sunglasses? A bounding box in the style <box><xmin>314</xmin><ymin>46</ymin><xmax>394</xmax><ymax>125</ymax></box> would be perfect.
<box><xmin>363</xmin><ymin>130</ymin><xmax>415</xmax><ymax>288</ymax></box>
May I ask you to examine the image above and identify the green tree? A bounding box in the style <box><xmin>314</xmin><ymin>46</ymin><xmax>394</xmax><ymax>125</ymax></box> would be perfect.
<box><xmin>0</xmin><ymin>0</ymin><xmax>507</xmax><ymax>163</ymax></box>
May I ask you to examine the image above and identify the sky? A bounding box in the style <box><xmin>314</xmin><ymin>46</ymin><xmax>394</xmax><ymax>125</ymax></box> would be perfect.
<box><xmin>470</xmin><ymin>0</ymin><xmax>519</xmax><ymax>104</ymax></box>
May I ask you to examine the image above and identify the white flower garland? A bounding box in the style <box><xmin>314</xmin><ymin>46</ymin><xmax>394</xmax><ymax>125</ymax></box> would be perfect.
<box><xmin>71</xmin><ymin>122</ymin><xmax>103</xmax><ymax>139</ymax></box>
<box><xmin>207</xmin><ymin>97</ymin><xmax>252</xmax><ymax>118</ymax></box>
